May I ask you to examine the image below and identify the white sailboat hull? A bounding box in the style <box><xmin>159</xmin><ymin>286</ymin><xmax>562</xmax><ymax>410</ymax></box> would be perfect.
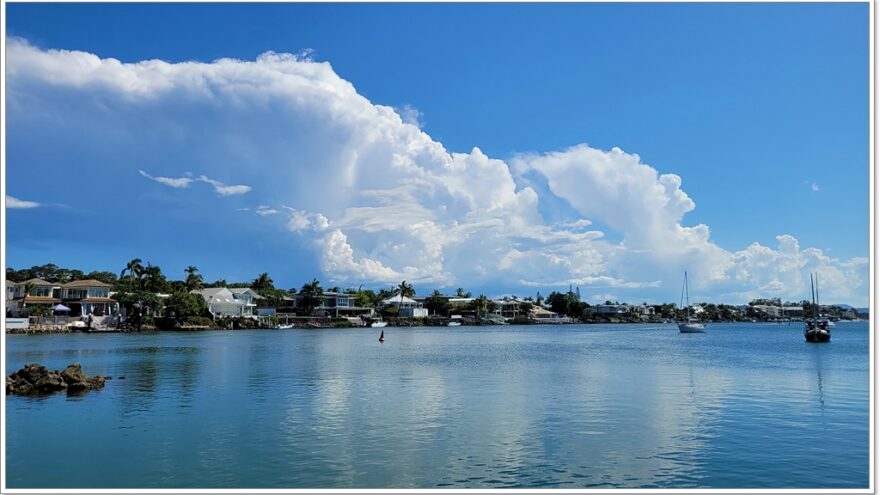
<box><xmin>678</xmin><ymin>322</ymin><xmax>706</xmax><ymax>333</ymax></box>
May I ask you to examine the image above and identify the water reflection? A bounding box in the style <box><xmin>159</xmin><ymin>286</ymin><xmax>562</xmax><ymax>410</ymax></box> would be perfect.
<box><xmin>5</xmin><ymin>324</ymin><xmax>870</xmax><ymax>489</ymax></box>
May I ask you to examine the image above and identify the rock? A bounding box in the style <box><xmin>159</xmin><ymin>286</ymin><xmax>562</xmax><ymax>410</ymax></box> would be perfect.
<box><xmin>6</xmin><ymin>363</ymin><xmax>106</xmax><ymax>396</ymax></box>
<box><xmin>34</xmin><ymin>372</ymin><xmax>67</xmax><ymax>393</ymax></box>
<box><xmin>61</xmin><ymin>364</ymin><xmax>87</xmax><ymax>385</ymax></box>
<box><xmin>15</xmin><ymin>363</ymin><xmax>50</xmax><ymax>385</ymax></box>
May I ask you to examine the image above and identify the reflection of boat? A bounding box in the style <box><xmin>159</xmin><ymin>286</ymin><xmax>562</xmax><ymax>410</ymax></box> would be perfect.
<box><xmin>677</xmin><ymin>271</ymin><xmax>706</xmax><ymax>333</ymax></box>
<box><xmin>805</xmin><ymin>273</ymin><xmax>831</xmax><ymax>343</ymax></box>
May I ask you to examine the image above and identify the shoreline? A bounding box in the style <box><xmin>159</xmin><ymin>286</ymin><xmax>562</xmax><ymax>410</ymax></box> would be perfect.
<box><xmin>6</xmin><ymin>318</ymin><xmax>868</xmax><ymax>335</ymax></box>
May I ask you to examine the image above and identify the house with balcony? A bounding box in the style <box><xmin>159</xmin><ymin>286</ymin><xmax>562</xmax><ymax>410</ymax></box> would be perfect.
<box><xmin>191</xmin><ymin>287</ymin><xmax>263</xmax><ymax>318</ymax></box>
<box><xmin>380</xmin><ymin>295</ymin><xmax>428</xmax><ymax>317</ymax></box>
<box><xmin>5</xmin><ymin>278</ymin><xmax>62</xmax><ymax>316</ymax></box>
<box><xmin>294</xmin><ymin>291</ymin><xmax>374</xmax><ymax>318</ymax></box>
<box><xmin>61</xmin><ymin>280</ymin><xmax>118</xmax><ymax>317</ymax></box>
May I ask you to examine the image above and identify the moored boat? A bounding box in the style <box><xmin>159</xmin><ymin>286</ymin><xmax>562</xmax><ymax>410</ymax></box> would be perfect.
<box><xmin>804</xmin><ymin>273</ymin><xmax>831</xmax><ymax>343</ymax></box>
<box><xmin>677</xmin><ymin>271</ymin><xmax>706</xmax><ymax>333</ymax></box>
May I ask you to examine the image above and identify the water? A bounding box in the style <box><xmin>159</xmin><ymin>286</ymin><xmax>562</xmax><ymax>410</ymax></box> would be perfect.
<box><xmin>5</xmin><ymin>322</ymin><xmax>869</xmax><ymax>489</ymax></box>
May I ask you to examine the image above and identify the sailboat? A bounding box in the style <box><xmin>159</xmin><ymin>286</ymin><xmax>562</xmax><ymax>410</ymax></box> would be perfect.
<box><xmin>678</xmin><ymin>271</ymin><xmax>706</xmax><ymax>333</ymax></box>
<box><xmin>804</xmin><ymin>273</ymin><xmax>831</xmax><ymax>343</ymax></box>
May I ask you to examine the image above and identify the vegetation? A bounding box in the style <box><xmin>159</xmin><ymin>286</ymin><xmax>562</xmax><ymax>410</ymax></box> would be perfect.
<box><xmin>297</xmin><ymin>278</ymin><xmax>323</xmax><ymax>316</ymax></box>
<box><xmin>6</xmin><ymin>263</ymin><xmax>867</xmax><ymax>330</ymax></box>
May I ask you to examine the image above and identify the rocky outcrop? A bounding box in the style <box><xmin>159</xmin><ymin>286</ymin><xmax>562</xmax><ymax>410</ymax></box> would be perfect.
<box><xmin>6</xmin><ymin>363</ymin><xmax>106</xmax><ymax>396</ymax></box>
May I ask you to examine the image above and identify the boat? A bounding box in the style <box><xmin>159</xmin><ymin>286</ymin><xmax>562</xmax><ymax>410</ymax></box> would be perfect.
<box><xmin>371</xmin><ymin>320</ymin><xmax>388</xmax><ymax>328</ymax></box>
<box><xmin>447</xmin><ymin>321</ymin><xmax>461</xmax><ymax>327</ymax></box>
<box><xmin>677</xmin><ymin>271</ymin><xmax>706</xmax><ymax>333</ymax></box>
<box><xmin>277</xmin><ymin>323</ymin><xmax>295</xmax><ymax>329</ymax></box>
<box><xmin>379</xmin><ymin>330</ymin><xmax>385</xmax><ymax>342</ymax></box>
<box><xmin>804</xmin><ymin>273</ymin><xmax>831</xmax><ymax>343</ymax></box>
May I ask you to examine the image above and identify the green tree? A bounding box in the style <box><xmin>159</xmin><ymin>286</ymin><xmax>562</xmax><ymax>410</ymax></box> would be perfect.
<box><xmin>298</xmin><ymin>279</ymin><xmax>323</xmax><ymax>316</ymax></box>
<box><xmin>455</xmin><ymin>287</ymin><xmax>471</xmax><ymax>298</ymax></box>
<box><xmin>164</xmin><ymin>291</ymin><xmax>207</xmax><ymax>321</ymax></box>
<box><xmin>396</xmin><ymin>280</ymin><xmax>415</xmax><ymax>309</ymax></box>
<box><xmin>252</xmin><ymin>272</ymin><xmax>274</xmax><ymax>290</ymax></box>
<box><xmin>114</xmin><ymin>258</ymin><xmax>164</xmax><ymax>331</ymax></box>
<box><xmin>425</xmin><ymin>290</ymin><xmax>451</xmax><ymax>316</ymax></box>
<box><xmin>185</xmin><ymin>266</ymin><xmax>204</xmax><ymax>291</ymax></box>
<box><xmin>471</xmin><ymin>294</ymin><xmax>490</xmax><ymax>317</ymax></box>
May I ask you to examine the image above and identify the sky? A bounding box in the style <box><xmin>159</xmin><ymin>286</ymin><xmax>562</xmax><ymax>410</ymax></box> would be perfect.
<box><xmin>3</xmin><ymin>2</ymin><xmax>871</xmax><ymax>305</ymax></box>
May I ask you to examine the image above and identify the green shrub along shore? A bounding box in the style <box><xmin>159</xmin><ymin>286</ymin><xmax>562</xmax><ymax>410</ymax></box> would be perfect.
<box><xmin>6</xmin><ymin>261</ymin><xmax>867</xmax><ymax>333</ymax></box>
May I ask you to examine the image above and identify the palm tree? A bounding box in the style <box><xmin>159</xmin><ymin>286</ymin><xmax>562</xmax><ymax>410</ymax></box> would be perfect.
<box><xmin>472</xmin><ymin>294</ymin><xmax>489</xmax><ymax>318</ymax></box>
<box><xmin>19</xmin><ymin>281</ymin><xmax>35</xmax><ymax>313</ymax></box>
<box><xmin>184</xmin><ymin>266</ymin><xmax>203</xmax><ymax>291</ymax></box>
<box><xmin>455</xmin><ymin>287</ymin><xmax>471</xmax><ymax>298</ymax></box>
<box><xmin>396</xmin><ymin>280</ymin><xmax>414</xmax><ymax>312</ymax></box>
<box><xmin>252</xmin><ymin>272</ymin><xmax>274</xmax><ymax>290</ymax></box>
<box><xmin>298</xmin><ymin>278</ymin><xmax>323</xmax><ymax>315</ymax></box>
<box><xmin>120</xmin><ymin>258</ymin><xmax>143</xmax><ymax>280</ymax></box>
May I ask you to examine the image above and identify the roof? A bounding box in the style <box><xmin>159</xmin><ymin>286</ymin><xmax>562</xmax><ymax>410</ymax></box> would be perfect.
<box><xmin>22</xmin><ymin>278</ymin><xmax>56</xmax><ymax>286</ymax></box>
<box><xmin>530</xmin><ymin>307</ymin><xmax>558</xmax><ymax>316</ymax></box>
<box><xmin>229</xmin><ymin>288</ymin><xmax>263</xmax><ymax>299</ymax></box>
<box><xmin>80</xmin><ymin>297</ymin><xmax>117</xmax><ymax>303</ymax></box>
<box><xmin>22</xmin><ymin>296</ymin><xmax>62</xmax><ymax>303</ymax></box>
<box><xmin>191</xmin><ymin>288</ymin><xmax>244</xmax><ymax>305</ymax></box>
<box><xmin>62</xmin><ymin>279</ymin><xmax>112</xmax><ymax>288</ymax></box>
<box><xmin>381</xmin><ymin>295</ymin><xmax>418</xmax><ymax>305</ymax></box>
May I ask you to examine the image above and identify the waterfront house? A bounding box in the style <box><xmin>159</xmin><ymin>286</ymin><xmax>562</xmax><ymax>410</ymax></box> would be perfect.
<box><xmin>61</xmin><ymin>280</ymin><xmax>118</xmax><ymax>317</ymax></box>
<box><xmin>593</xmin><ymin>304</ymin><xmax>629</xmax><ymax>316</ymax></box>
<box><xmin>5</xmin><ymin>278</ymin><xmax>62</xmax><ymax>316</ymax></box>
<box><xmin>192</xmin><ymin>287</ymin><xmax>262</xmax><ymax>318</ymax></box>
<box><xmin>294</xmin><ymin>291</ymin><xmax>374</xmax><ymax>318</ymax></box>
<box><xmin>529</xmin><ymin>306</ymin><xmax>568</xmax><ymax>322</ymax></box>
<box><xmin>380</xmin><ymin>295</ymin><xmax>428</xmax><ymax>317</ymax></box>
<box><xmin>492</xmin><ymin>299</ymin><xmax>524</xmax><ymax>319</ymax></box>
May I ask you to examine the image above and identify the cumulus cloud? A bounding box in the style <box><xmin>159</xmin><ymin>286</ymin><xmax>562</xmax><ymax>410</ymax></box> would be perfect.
<box><xmin>6</xmin><ymin>38</ymin><xmax>868</xmax><ymax>304</ymax></box>
<box><xmin>6</xmin><ymin>195</ymin><xmax>40</xmax><ymax>209</ymax></box>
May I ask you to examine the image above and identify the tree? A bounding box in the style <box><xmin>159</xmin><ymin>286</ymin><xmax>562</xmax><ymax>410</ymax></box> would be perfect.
<box><xmin>471</xmin><ymin>294</ymin><xmax>490</xmax><ymax>317</ymax></box>
<box><xmin>396</xmin><ymin>280</ymin><xmax>415</xmax><ymax>311</ymax></box>
<box><xmin>298</xmin><ymin>279</ymin><xmax>323</xmax><ymax>316</ymax></box>
<box><xmin>164</xmin><ymin>291</ymin><xmax>207</xmax><ymax>321</ymax></box>
<box><xmin>184</xmin><ymin>266</ymin><xmax>204</xmax><ymax>291</ymax></box>
<box><xmin>114</xmin><ymin>258</ymin><xmax>163</xmax><ymax>331</ymax></box>
<box><xmin>86</xmin><ymin>271</ymin><xmax>118</xmax><ymax>285</ymax></box>
<box><xmin>455</xmin><ymin>288</ymin><xmax>471</xmax><ymax>298</ymax></box>
<box><xmin>425</xmin><ymin>290</ymin><xmax>451</xmax><ymax>316</ymax></box>
<box><xmin>252</xmin><ymin>272</ymin><xmax>274</xmax><ymax>291</ymax></box>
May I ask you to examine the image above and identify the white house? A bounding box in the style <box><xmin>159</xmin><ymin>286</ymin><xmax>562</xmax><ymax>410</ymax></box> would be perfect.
<box><xmin>192</xmin><ymin>287</ymin><xmax>262</xmax><ymax>317</ymax></box>
<box><xmin>381</xmin><ymin>295</ymin><xmax>428</xmax><ymax>317</ymax></box>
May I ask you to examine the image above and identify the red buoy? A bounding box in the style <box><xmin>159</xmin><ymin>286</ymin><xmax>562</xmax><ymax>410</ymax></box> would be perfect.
<box><xmin>379</xmin><ymin>330</ymin><xmax>385</xmax><ymax>343</ymax></box>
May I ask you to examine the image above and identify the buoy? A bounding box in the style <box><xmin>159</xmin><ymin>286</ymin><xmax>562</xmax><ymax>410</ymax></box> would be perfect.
<box><xmin>379</xmin><ymin>330</ymin><xmax>385</xmax><ymax>343</ymax></box>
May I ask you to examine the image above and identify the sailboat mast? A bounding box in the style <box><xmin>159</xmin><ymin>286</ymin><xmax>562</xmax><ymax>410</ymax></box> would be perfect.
<box><xmin>685</xmin><ymin>271</ymin><xmax>690</xmax><ymax>319</ymax></box>
<box><xmin>810</xmin><ymin>273</ymin><xmax>816</xmax><ymax>318</ymax></box>
<box><xmin>815</xmin><ymin>272</ymin><xmax>820</xmax><ymax>318</ymax></box>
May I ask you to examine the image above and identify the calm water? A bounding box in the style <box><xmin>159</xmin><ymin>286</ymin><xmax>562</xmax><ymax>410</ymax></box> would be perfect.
<box><xmin>5</xmin><ymin>322</ymin><xmax>869</xmax><ymax>489</ymax></box>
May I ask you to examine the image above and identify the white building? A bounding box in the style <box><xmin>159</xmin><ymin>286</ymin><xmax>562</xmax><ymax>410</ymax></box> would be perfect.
<box><xmin>192</xmin><ymin>287</ymin><xmax>262</xmax><ymax>317</ymax></box>
<box><xmin>381</xmin><ymin>295</ymin><xmax>428</xmax><ymax>317</ymax></box>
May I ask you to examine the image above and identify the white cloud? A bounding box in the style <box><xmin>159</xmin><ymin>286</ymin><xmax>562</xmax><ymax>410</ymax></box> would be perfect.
<box><xmin>811</xmin><ymin>183</ymin><xmax>820</xmax><ymax>192</ymax></box>
<box><xmin>138</xmin><ymin>169</ymin><xmax>193</xmax><ymax>188</ymax></box>
<box><xmin>6</xmin><ymin>38</ymin><xmax>868</xmax><ymax>304</ymax></box>
<box><xmin>6</xmin><ymin>195</ymin><xmax>40</xmax><ymax>209</ymax></box>
<box><xmin>197</xmin><ymin>176</ymin><xmax>251</xmax><ymax>196</ymax></box>
<box><xmin>255</xmin><ymin>206</ymin><xmax>279</xmax><ymax>216</ymax></box>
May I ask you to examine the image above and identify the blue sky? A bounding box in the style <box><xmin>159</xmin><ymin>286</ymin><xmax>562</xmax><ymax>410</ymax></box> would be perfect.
<box><xmin>4</xmin><ymin>3</ymin><xmax>870</xmax><ymax>305</ymax></box>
